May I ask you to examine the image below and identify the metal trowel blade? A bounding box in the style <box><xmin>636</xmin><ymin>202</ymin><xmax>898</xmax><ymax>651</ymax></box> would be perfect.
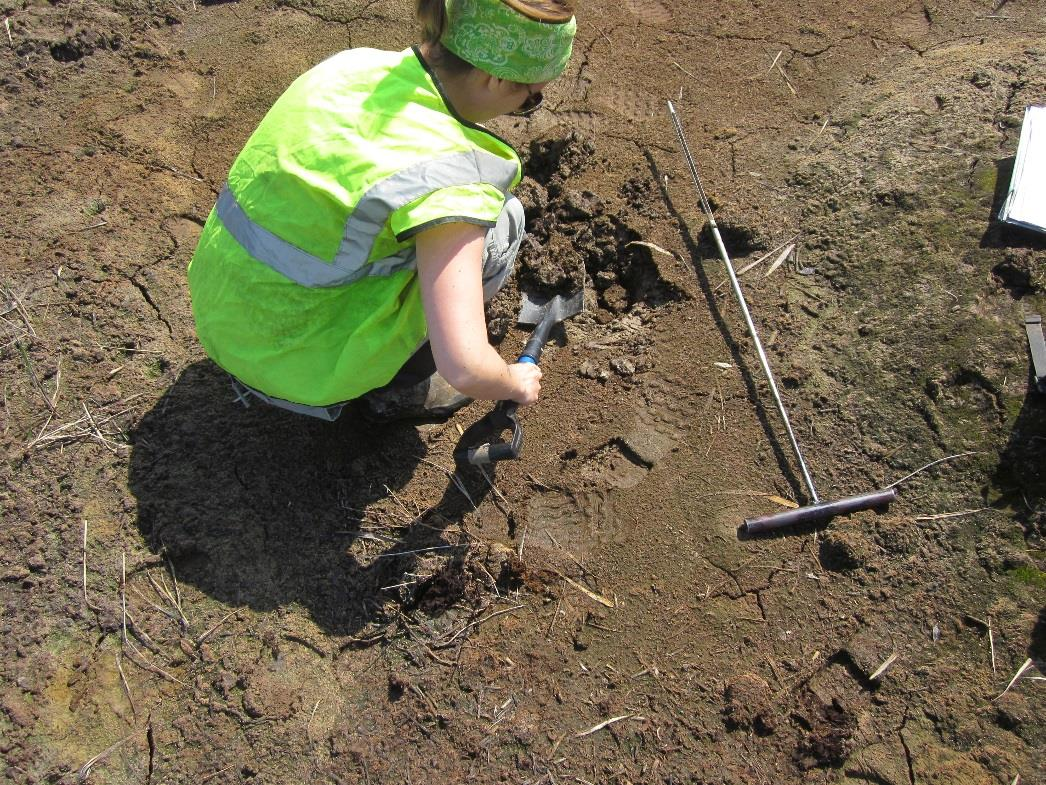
<box><xmin>517</xmin><ymin>289</ymin><xmax>585</xmax><ymax>326</ymax></box>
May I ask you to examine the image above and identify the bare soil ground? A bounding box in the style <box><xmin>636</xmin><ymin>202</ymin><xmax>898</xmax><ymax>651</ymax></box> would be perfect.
<box><xmin>1</xmin><ymin>0</ymin><xmax>1044</xmax><ymax>783</ymax></box>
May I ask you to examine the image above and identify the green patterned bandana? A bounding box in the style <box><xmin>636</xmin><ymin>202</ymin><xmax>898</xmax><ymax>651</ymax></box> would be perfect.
<box><xmin>442</xmin><ymin>0</ymin><xmax>576</xmax><ymax>83</ymax></box>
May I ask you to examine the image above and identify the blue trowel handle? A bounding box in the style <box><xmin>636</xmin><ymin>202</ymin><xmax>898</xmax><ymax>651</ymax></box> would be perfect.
<box><xmin>518</xmin><ymin>309</ymin><xmax>557</xmax><ymax>365</ymax></box>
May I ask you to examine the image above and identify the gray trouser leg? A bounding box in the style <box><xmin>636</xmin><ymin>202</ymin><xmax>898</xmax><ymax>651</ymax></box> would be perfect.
<box><xmin>481</xmin><ymin>195</ymin><xmax>524</xmax><ymax>301</ymax></box>
<box><xmin>230</xmin><ymin>376</ymin><xmax>345</xmax><ymax>421</ymax></box>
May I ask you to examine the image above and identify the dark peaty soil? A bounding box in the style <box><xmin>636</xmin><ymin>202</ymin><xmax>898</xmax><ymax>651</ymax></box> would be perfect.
<box><xmin>1</xmin><ymin>0</ymin><xmax>1044</xmax><ymax>783</ymax></box>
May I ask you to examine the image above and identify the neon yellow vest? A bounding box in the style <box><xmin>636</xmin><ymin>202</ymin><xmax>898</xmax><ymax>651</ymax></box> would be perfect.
<box><xmin>188</xmin><ymin>47</ymin><xmax>521</xmax><ymax>406</ymax></box>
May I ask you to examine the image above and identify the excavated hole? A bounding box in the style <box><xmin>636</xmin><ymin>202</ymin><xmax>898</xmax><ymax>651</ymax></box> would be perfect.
<box><xmin>698</xmin><ymin>220</ymin><xmax>763</xmax><ymax>259</ymax></box>
<box><xmin>991</xmin><ymin>258</ymin><xmax>1037</xmax><ymax>298</ymax></box>
<box><xmin>50</xmin><ymin>42</ymin><xmax>86</xmax><ymax>62</ymax></box>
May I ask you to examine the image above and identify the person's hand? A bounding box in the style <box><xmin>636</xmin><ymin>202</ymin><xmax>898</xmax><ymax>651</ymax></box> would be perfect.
<box><xmin>507</xmin><ymin>362</ymin><xmax>542</xmax><ymax>405</ymax></box>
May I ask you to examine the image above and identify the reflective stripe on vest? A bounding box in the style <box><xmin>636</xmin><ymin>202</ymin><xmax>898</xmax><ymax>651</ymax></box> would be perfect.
<box><xmin>215</xmin><ymin>149</ymin><xmax>519</xmax><ymax>288</ymax></box>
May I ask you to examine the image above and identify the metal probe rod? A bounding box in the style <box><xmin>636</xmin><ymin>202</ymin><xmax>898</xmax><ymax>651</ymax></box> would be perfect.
<box><xmin>667</xmin><ymin>100</ymin><xmax>820</xmax><ymax>504</ymax></box>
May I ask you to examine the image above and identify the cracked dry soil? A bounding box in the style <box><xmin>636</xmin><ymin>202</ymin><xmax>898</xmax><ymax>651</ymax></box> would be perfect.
<box><xmin>1</xmin><ymin>0</ymin><xmax>1045</xmax><ymax>783</ymax></box>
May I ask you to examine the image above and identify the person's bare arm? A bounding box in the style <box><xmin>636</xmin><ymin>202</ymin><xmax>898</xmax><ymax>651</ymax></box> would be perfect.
<box><xmin>415</xmin><ymin>222</ymin><xmax>541</xmax><ymax>404</ymax></box>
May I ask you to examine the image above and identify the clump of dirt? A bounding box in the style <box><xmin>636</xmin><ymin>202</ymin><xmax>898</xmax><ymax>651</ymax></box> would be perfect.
<box><xmin>819</xmin><ymin>527</ymin><xmax>879</xmax><ymax>572</ymax></box>
<box><xmin>514</xmin><ymin>133</ymin><xmax>686</xmax><ymax>318</ymax></box>
<box><xmin>522</xmin><ymin>132</ymin><xmax>598</xmax><ymax>188</ymax></box>
<box><xmin>722</xmin><ymin>673</ymin><xmax>777</xmax><ymax>735</ymax></box>
<box><xmin>410</xmin><ymin>559</ymin><xmax>472</xmax><ymax>615</ymax></box>
<box><xmin>991</xmin><ymin>250</ymin><xmax>1043</xmax><ymax>298</ymax></box>
<box><xmin>792</xmin><ymin>690</ymin><xmax>857</xmax><ymax>770</ymax></box>
<box><xmin>618</xmin><ymin>175</ymin><xmax>663</xmax><ymax>220</ymax></box>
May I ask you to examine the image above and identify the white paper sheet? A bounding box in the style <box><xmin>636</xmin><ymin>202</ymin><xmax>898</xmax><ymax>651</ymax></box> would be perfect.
<box><xmin>999</xmin><ymin>105</ymin><xmax>1046</xmax><ymax>234</ymax></box>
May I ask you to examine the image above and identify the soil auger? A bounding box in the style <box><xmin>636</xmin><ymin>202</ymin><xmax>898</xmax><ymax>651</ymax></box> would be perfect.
<box><xmin>667</xmin><ymin>100</ymin><xmax>897</xmax><ymax>535</ymax></box>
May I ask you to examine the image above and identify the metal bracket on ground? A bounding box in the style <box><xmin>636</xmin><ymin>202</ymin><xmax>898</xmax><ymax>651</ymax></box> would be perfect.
<box><xmin>1025</xmin><ymin>314</ymin><xmax>1046</xmax><ymax>393</ymax></box>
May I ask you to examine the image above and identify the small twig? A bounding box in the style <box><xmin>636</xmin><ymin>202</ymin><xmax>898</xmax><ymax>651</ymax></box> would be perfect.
<box><xmin>547</xmin><ymin>596</ymin><xmax>563</xmax><ymax>637</ymax></box>
<box><xmin>671</xmin><ymin>61</ymin><xmax>702</xmax><ymax>83</ymax></box>
<box><xmin>74</xmin><ymin>732</ymin><xmax>137</xmax><ymax>784</ymax></box>
<box><xmin>159</xmin><ymin>163</ymin><xmax>203</xmax><ymax>182</ymax></box>
<box><xmin>478</xmin><ymin>464</ymin><xmax>510</xmax><ymax>507</ymax></box>
<box><xmin>517</xmin><ymin>520</ymin><xmax>528</xmax><ymax>560</ymax></box>
<box><xmin>130</xmin><ymin>585</ymin><xmax>181</xmax><ymax>623</ymax></box>
<box><xmin>763</xmin><ymin>242</ymin><xmax>796</xmax><ymax>278</ymax></box>
<box><xmin>868</xmin><ymin>651</ymin><xmax>898</xmax><ymax>681</ymax></box>
<box><xmin>115</xmin><ymin>651</ymin><xmax>136</xmax><ymax>719</ymax></box>
<box><xmin>382</xmin><ymin>483</ymin><xmax>425</xmax><ymax>524</ymax></box>
<box><xmin>121</xmin><ymin>552</ymin><xmax>128</xmax><ymax>645</ymax></box>
<box><xmin>97</xmin><ymin>345</ymin><xmax>164</xmax><ymax>354</ymax></box>
<box><xmin>165</xmin><ymin>555</ymin><xmax>189</xmax><ymax>629</ymax></box>
<box><xmin>586</xmin><ymin>21</ymin><xmax>612</xmax><ymax>47</ymax></box>
<box><xmin>123</xmin><ymin>638</ymin><xmax>186</xmax><ymax>686</ymax></box>
<box><xmin>82</xmin><ymin>519</ymin><xmax>97</xmax><ymax>612</ymax></box>
<box><xmin>374</xmin><ymin>544</ymin><xmax>467</xmax><ymax>559</ymax></box>
<box><xmin>773</xmin><ymin>58</ymin><xmax>797</xmax><ymax>95</ymax></box>
<box><xmin>523</xmin><ymin>473</ymin><xmax>556</xmax><ymax>491</ymax></box>
<box><xmin>410</xmin><ymin>683</ymin><xmax>446</xmax><ymax>722</ymax></box>
<box><xmin>575</xmin><ymin>714</ymin><xmax>643</xmax><ymax>738</ymax></box>
<box><xmin>146</xmin><ymin>571</ymin><xmax>188</xmax><ymax>629</ymax></box>
<box><xmin>26</xmin><ymin>399</ymin><xmax>140</xmax><ymax>451</ymax></box>
<box><xmin>196</xmin><ymin>610</ymin><xmax>236</xmax><ymax>646</ymax></box>
<box><xmin>417</xmin><ymin>457</ymin><xmax>477</xmax><ymax>510</ymax></box>
<box><xmin>200</xmin><ymin>764</ymin><xmax>237</xmax><ymax>784</ymax></box>
<box><xmin>448</xmin><ymin>471</ymin><xmax>477</xmax><ymax>509</ymax></box>
<box><xmin>284</xmin><ymin>633</ymin><xmax>329</xmax><ymax>659</ymax></box>
<box><xmin>994</xmin><ymin>658</ymin><xmax>1034</xmax><ymax>701</ymax></box>
<box><xmin>50</xmin><ymin>355</ymin><xmax>62</xmax><ymax>409</ymax></box>
<box><xmin>805</xmin><ymin>117</ymin><xmax>830</xmax><ymax>150</ymax></box>
<box><xmin>914</xmin><ymin>508</ymin><xmax>989</xmax><ymax>522</ymax></box>
<box><xmin>82</xmin><ymin>401</ymin><xmax>123</xmax><ymax>454</ymax></box>
<box><xmin>148</xmin><ymin>574</ymin><xmax>178</xmax><ymax>611</ymax></box>
<box><xmin>437</xmin><ymin>604</ymin><xmax>525</xmax><ymax>647</ymax></box>
<box><xmin>3</xmin><ymin>285</ymin><xmax>36</xmax><ymax>337</ymax></box>
<box><xmin>306</xmin><ymin>699</ymin><xmax>321</xmax><ymax>743</ymax></box>
<box><xmin>625</xmin><ymin>240</ymin><xmax>676</xmax><ymax>259</ymax></box>
<box><xmin>348</xmin><ymin>530</ymin><xmax>399</xmax><ymax>544</ymax></box>
<box><xmin>337</xmin><ymin>629</ymin><xmax>389</xmax><ymax>652</ymax></box>
<box><xmin>476</xmin><ymin>561</ymin><xmax>501</xmax><ymax>597</ymax></box>
<box><xmin>560</xmin><ymin>574</ymin><xmax>614</xmax><ymax>608</ymax></box>
<box><xmin>17</xmin><ymin>342</ymin><xmax>56</xmax><ymax>415</ymax></box>
<box><xmin>403</xmin><ymin>625</ymin><xmax>456</xmax><ymax>667</ymax></box>
<box><xmin>885</xmin><ymin>451</ymin><xmax>981</xmax><ymax>489</ymax></box>
<box><xmin>124</xmin><ymin>610</ymin><xmax>161</xmax><ymax>653</ymax></box>
<box><xmin>4</xmin><ymin>17</ymin><xmax>13</xmax><ymax>46</ymax></box>
<box><xmin>74</xmin><ymin>219</ymin><xmax>108</xmax><ymax>232</ymax></box>
<box><xmin>716</xmin><ymin>234</ymin><xmax>800</xmax><ymax>289</ymax></box>
<box><xmin>988</xmin><ymin>619</ymin><xmax>997</xmax><ymax>675</ymax></box>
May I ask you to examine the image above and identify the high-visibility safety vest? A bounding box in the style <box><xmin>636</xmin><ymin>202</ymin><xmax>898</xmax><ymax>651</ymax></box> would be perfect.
<box><xmin>188</xmin><ymin>47</ymin><xmax>522</xmax><ymax>406</ymax></box>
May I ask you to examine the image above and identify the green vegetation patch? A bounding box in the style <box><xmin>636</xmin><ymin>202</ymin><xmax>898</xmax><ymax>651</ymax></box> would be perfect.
<box><xmin>1007</xmin><ymin>565</ymin><xmax>1046</xmax><ymax>590</ymax></box>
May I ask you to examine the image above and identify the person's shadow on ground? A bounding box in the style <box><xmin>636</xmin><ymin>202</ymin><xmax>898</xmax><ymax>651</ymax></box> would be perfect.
<box><xmin>126</xmin><ymin>360</ymin><xmax>491</xmax><ymax>637</ymax></box>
